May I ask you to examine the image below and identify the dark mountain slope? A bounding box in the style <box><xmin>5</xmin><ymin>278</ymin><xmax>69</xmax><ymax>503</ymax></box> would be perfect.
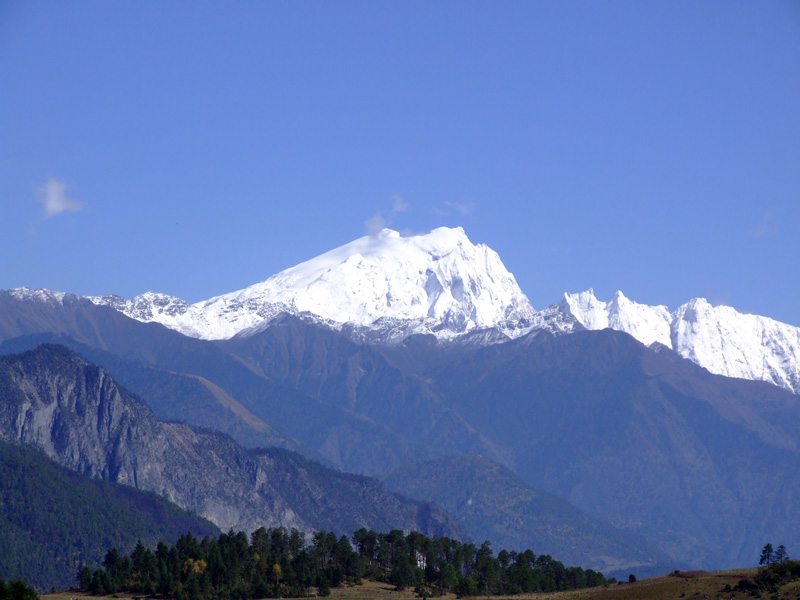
<box><xmin>219</xmin><ymin>314</ymin><xmax>510</xmax><ymax>472</ymax></box>
<box><xmin>0</xmin><ymin>298</ymin><xmax>506</xmax><ymax>474</ymax></box>
<box><xmin>420</xmin><ymin>329</ymin><xmax>800</xmax><ymax>568</ymax></box>
<box><xmin>382</xmin><ymin>454</ymin><xmax>673</xmax><ymax>576</ymax></box>
<box><xmin>5</xmin><ymin>292</ymin><xmax>800</xmax><ymax>571</ymax></box>
<box><xmin>258</xmin><ymin>446</ymin><xmax>459</xmax><ymax>539</ymax></box>
<box><xmin>0</xmin><ymin>345</ymin><xmax>465</xmax><ymax>540</ymax></box>
<box><xmin>0</xmin><ymin>295</ymin><xmax>438</xmax><ymax>473</ymax></box>
<box><xmin>0</xmin><ymin>438</ymin><xmax>219</xmax><ymax>591</ymax></box>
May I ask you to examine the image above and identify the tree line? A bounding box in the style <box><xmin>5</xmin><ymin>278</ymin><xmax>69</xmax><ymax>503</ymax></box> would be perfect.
<box><xmin>78</xmin><ymin>527</ymin><xmax>610</xmax><ymax>599</ymax></box>
<box><xmin>733</xmin><ymin>544</ymin><xmax>798</xmax><ymax>596</ymax></box>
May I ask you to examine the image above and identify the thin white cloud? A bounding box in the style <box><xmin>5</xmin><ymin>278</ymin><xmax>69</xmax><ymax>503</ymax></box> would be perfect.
<box><xmin>392</xmin><ymin>194</ymin><xmax>408</xmax><ymax>213</ymax></box>
<box><xmin>365</xmin><ymin>213</ymin><xmax>386</xmax><ymax>235</ymax></box>
<box><xmin>444</xmin><ymin>200</ymin><xmax>475</xmax><ymax>216</ymax></box>
<box><xmin>703</xmin><ymin>288</ymin><xmax>733</xmax><ymax>308</ymax></box>
<box><xmin>364</xmin><ymin>194</ymin><xmax>410</xmax><ymax>235</ymax></box>
<box><xmin>36</xmin><ymin>178</ymin><xmax>83</xmax><ymax>218</ymax></box>
<box><xmin>752</xmin><ymin>210</ymin><xmax>781</xmax><ymax>240</ymax></box>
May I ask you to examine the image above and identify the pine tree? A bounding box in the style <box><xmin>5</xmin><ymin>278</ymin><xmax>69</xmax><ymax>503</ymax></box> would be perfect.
<box><xmin>760</xmin><ymin>543</ymin><xmax>775</xmax><ymax>566</ymax></box>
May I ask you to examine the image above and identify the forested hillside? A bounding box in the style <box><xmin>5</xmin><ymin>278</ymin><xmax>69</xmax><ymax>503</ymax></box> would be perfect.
<box><xmin>0</xmin><ymin>439</ymin><xmax>219</xmax><ymax>591</ymax></box>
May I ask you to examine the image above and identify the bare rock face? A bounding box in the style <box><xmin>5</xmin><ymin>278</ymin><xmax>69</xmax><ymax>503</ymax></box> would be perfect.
<box><xmin>0</xmin><ymin>344</ymin><xmax>465</xmax><ymax>539</ymax></box>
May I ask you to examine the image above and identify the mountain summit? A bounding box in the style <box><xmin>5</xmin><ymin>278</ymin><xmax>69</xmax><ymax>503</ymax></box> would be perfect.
<box><xmin>87</xmin><ymin>227</ymin><xmax>538</xmax><ymax>341</ymax></box>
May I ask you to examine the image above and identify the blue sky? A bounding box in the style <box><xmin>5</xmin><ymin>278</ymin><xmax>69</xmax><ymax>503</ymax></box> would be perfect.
<box><xmin>2</xmin><ymin>1</ymin><xmax>799</xmax><ymax>324</ymax></box>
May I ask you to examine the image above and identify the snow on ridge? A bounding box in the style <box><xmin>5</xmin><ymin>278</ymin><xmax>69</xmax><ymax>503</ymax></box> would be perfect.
<box><xmin>671</xmin><ymin>297</ymin><xmax>800</xmax><ymax>393</ymax></box>
<box><xmin>7</xmin><ymin>228</ymin><xmax>800</xmax><ymax>396</ymax></box>
<box><xmin>8</xmin><ymin>287</ymin><xmax>69</xmax><ymax>304</ymax></box>
<box><xmin>558</xmin><ymin>289</ymin><xmax>672</xmax><ymax>347</ymax></box>
<box><xmin>557</xmin><ymin>289</ymin><xmax>800</xmax><ymax>394</ymax></box>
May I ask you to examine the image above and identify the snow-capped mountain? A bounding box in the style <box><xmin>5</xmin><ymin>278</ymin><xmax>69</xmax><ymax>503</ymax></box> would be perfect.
<box><xmin>86</xmin><ymin>227</ymin><xmax>539</xmax><ymax>341</ymax></box>
<box><xmin>554</xmin><ymin>289</ymin><xmax>800</xmax><ymax>395</ymax></box>
<box><xmin>7</xmin><ymin>227</ymin><xmax>800</xmax><ymax>395</ymax></box>
<box><xmin>556</xmin><ymin>289</ymin><xmax>672</xmax><ymax>347</ymax></box>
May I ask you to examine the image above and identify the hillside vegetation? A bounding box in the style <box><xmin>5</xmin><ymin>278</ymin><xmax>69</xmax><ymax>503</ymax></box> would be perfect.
<box><xmin>0</xmin><ymin>439</ymin><xmax>219</xmax><ymax>591</ymax></box>
<box><xmin>41</xmin><ymin>566</ymin><xmax>800</xmax><ymax>600</ymax></box>
<box><xmin>74</xmin><ymin>527</ymin><xmax>608</xmax><ymax>600</ymax></box>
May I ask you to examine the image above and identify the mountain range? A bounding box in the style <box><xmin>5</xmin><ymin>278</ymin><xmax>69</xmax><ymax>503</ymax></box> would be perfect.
<box><xmin>10</xmin><ymin>227</ymin><xmax>799</xmax><ymax>394</ymax></box>
<box><xmin>2</xmin><ymin>226</ymin><xmax>800</xmax><ymax>586</ymax></box>
<box><xmin>0</xmin><ymin>343</ymin><xmax>661</xmax><ymax>586</ymax></box>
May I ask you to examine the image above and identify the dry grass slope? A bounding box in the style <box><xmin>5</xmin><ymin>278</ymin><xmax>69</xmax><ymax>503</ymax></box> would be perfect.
<box><xmin>45</xmin><ymin>568</ymin><xmax>800</xmax><ymax>600</ymax></box>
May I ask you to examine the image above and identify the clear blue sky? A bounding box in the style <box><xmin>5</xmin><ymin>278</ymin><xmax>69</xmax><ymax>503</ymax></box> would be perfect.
<box><xmin>2</xmin><ymin>1</ymin><xmax>799</xmax><ymax>325</ymax></box>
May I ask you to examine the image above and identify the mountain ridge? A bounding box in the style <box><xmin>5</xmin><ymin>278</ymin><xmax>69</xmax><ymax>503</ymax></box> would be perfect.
<box><xmin>7</xmin><ymin>227</ymin><xmax>799</xmax><ymax>393</ymax></box>
<box><xmin>2</xmin><ymin>293</ymin><xmax>800</xmax><ymax>570</ymax></box>
<box><xmin>555</xmin><ymin>288</ymin><xmax>800</xmax><ymax>394</ymax></box>
<box><xmin>81</xmin><ymin>227</ymin><xmax>538</xmax><ymax>342</ymax></box>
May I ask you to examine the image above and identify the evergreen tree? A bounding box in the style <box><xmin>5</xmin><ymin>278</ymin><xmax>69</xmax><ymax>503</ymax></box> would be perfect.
<box><xmin>760</xmin><ymin>543</ymin><xmax>775</xmax><ymax>566</ymax></box>
<box><xmin>78</xmin><ymin>526</ymin><xmax>608</xmax><ymax>599</ymax></box>
<box><xmin>0</xmin><ymin>579</ymin><xmax>39</xmax><ymax>600</ymax></box>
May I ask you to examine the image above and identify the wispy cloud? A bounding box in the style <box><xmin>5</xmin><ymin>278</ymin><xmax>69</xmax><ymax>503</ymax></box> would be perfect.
<box><xmin>751</xmin><ymin>211</ymin><xmax>780</xmax><ymax>240</ymax></box>
<box><xmin>392</xmin><ymin>194</ymin><xmax>408</xmax><ymax>213</ymax></box>
<box><xmin>702</xmin><ymin>288</ymin><xmax>733</xmax><ymax>308</ymax></box>
<box><xmin>364</xmin><ymin>194</ymin><xmax>410</xmax><ymax>235</ymax></box>
<box><xmin>444</xmin><ymin>200</ymin><xmax>475</xmax><ymax>217</ymax></box>
<box><xmin>364</xmin><ymin>213</ymin><xmax>387</xmax><ymax>235</ymax></box>
<box><xmin>36</xmin><ymin>178</ymin><xmax>83</xmax><ymax>219</ymax></box>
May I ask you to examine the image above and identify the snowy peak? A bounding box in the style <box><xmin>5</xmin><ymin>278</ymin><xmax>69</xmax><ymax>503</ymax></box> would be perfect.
<box><xmin>559</xmin><ymin>289</ymin><xmax>672</xmax><ymax>347</ymax></box>
<box><xmin>556</xmin><ymin>289</ymin><xmax>800</xmax><ymax>394</ymax></box>
<box><xmin>88</xmin><ymin>227</ymin><xmax>537</xmax><ymax>341</ymax></box>
<box><xmin>671</xmin><ymin>298</ymin><xmax>800</xmax><ymax>393</ymax></box>
<box><xmin>203</xmin><ymin>226</ymin><xmax>537</xmax><ymax>340</ymax></box>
